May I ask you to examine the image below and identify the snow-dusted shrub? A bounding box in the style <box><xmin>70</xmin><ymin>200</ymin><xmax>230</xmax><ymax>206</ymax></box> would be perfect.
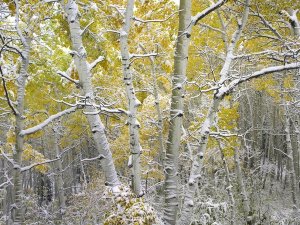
<box><xmin>104</xmin><ymin>185</ymin><xmax>163</xmax><ymax>225</ymax></box>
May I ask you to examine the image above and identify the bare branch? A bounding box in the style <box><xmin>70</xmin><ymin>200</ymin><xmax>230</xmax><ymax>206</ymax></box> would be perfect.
<box><xmin>129</xmin><ymin>53</ymin><xmax>158</xmax><ymax>59</ymax></box>
<box><xmin>88</xmin><ymin>55</ymin><xmax>105</xmax><ymax>71</ymax></box>
<box><xmin>132</xmin><ymin>11</ymin><xmax>179</xmax><ymax>23</ymax></box>
<box><xmin>20</xmin><ymin>158</ymin><xmax>60</xmax><ymax>172</ymax></box>
<box><xmin>19</xmin><ymin>107</ymin><xmax>77</xmax><ymax>136</ymax></box>
<box><xmin>57</xmin><ymin>71</ymin><xmax>80</xmax><ymax>85</ymax></box>
<box><xmin>81</xmin><ymin>154</ymin><xmax>105</xmax><ymax>162</ymax></box>
<box><xmin>193</xmin><ymin>0</ymin><xmax>227</xmax><ymax>26</ymax></box>
<box><xmin>216</xmin><ymin>62</ymin><xmax>300</xmax><ymax>98</ymax></box>
<box><xmin>0</xmin><ymin>66</ymin><xmax>19</xmax><ymax>115</ymax></box>
<box><xmin>81</xmin><ymin>20</ymin><xmax>94</xmax><ymax>36</ymax></box>
<box><xmin>253</xmin><ymin>11</ymin><xmax>283</xmax><ymax>40</ymax></box>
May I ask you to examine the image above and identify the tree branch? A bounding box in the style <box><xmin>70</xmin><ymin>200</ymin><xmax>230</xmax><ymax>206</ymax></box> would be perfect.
<box><xmin>57</xmin><ymin>70</ymin><xmax>80</xmax><ymax>85</ymax></box>
<box><xmin>0</xmin><ymin>66</ymin><xmax>19</xmax><ymax>115</ymax></box>
<box><xmin>216</xmin><ymin>62</ymin><xmax>300</xmax><ymax>98</ymax></box>
<box><xmin>193</xmin><ymin>0</ymin><xmax>227</xmax><ymax>26</ymax></box>
<box><xmin>19</xmin><ymin>107</ymin><xmax>77</xmax><ymax>136</ymax></box>
<box><xmin>88</xmin><ymin>55</ymin><xmax>105</xmax><ymax>71</ymax></box>
<box><xmin>132</xmin><ymin>11</ymin><xmax>179</xmax><ymax>23</ymax></box>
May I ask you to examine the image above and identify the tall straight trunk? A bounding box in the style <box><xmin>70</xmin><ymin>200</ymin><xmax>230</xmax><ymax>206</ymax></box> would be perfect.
<box><xmin>53</xmin><ymin>125</ymin><xmax>66</xmax><ymax>217</ymax></box>
<box><xmin>62</xmin><ymin>0</ymin><xmax>120</xmax><ymax>188</ymax></box>
<box><xmin>120</xmin><ymin>0</ymin><xmax>142</xmax><ymax>196</ymax></box>
<box><xmin>12</xmin><ymin>38</ymin><xmax>31</xmax><ymax>224</ymax></box>
<box><xmin>283</xmin><ymin>105</ymin><xmax>298</xmax><ymax>207</ymax></box>
<box><xmin>163</xmin><ymin>0</ymin><xmax>191</xmax><ymax>224</ymax></box>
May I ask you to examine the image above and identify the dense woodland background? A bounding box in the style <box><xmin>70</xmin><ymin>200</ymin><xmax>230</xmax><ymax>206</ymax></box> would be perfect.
<box><xmin>1</xmin><ymin>0</ymin><xmax>300</xmax><ymax>224</ymax></box>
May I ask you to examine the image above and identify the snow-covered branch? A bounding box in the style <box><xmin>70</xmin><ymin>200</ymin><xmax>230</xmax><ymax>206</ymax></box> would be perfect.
<box><xmin>210</xmin><ymin>131</ymin><xmax>241</xmax><ymax>137</ymax></box>
<box><xmin>88</xmin><ymin>55</ymin><xmax>104</xmax><ymax>71</ymax></box>
<box><xmin>19</xmin><ymin>107</ymin><xmax>77</xmax><ymax>136</ymax></box>
<box><xmin>192</xmin><ymin>0</ymin><xmax>227</xmax><ymax>26</ymax></box>
<box><xmin>216</xmin><ymin>62</ymin><xmax>300</xmax><ymax>98</ymax></box>
<box><xmin>57</xmin><ymin>70</ymin><xmax>80</xmax><ymax>85</ymax></box>
<box><xmin>0</xmin><ymin>66</ymin><xmax>19</xmax><ymax>115</ymax></box>
<box><xmin>109</xmin><ymin>4</ymin><xmax>125</xmax><ymax>17</ymax></box>
<box><xmin>132</xmin><ymin>11</ymin><xmax>179</xmax><ymax>23</ymax></box>
<box><xmin>98</xmin><ymin>29</ymin><xmax>120</xmax><ymax>37</ymax></box>
<box><xmin>219</xmin><ymin>0</ymin><xmax>250</xmax><ymax>84</ymax></box>
<box><xmin>0</xmin><ymin>170</ymin><xmax>13</xmax><ymax>188</ymax></box>
<box><xmin>82</xmin><ymin>107</ymin><xmax>128</xmax><ymax>115</ymax></box>
<box><xmin>233</xmin><ymin>50</ymin><xmax>276</xmax><ymax>59</ymax></box>
<box><xmin>0</xmin><ymin>151</ymin><xmax>16</xmax><ymax>168</ymax></box>
<box><xmin>20</xmin><ymin>158</ymin><xmax>60</xmax><ymax>172</ymax></box>
<box><xmin>43</xmin><ymin>0</ymin><xmax>59</xmax><ymax>2</ymax></box>
<box><xmin>0</xmin><ymin>150</ymin><xmax>62</xmax><ymax>172</ymax></box>
<box><xmin>81</xmin><ymin>154</ymin><xmax>105</xmax><ymax>162</ymax></box>
<box><xmin>253</xmin><ymin>11</ymin><xmax>282</xmax><ymax>40</ymax></box>
<box><xmin>81</xmin><ymin>20</ymin><xmax>94</xmax><ymax>36</ymax></box>
<box><xmin>53</xmin><ymin>98</ymin><xmax>128</xmax><ymax>115</ymax></box>
<box><xmin>129</xmin><ymin>53</ymin><xmax>158</xmax><ymax>59</ymax></box>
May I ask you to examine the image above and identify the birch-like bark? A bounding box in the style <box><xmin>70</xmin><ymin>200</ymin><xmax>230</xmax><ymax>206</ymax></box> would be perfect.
<box><xmin>11</xmin><ymin>37</ymin><xmax>31</xmax><ymax>224</ymax></box>
<box><xmin>120</xmin><ymin>0</ymin><xmax>142</xmax><ymax>196</ymax></box>
<box><xmin>283</xmin><ymin>9</ymin><xmax>300</xmax><ymax>37</ymax></box>
<box><xmin>163</xmin><ymin>1</ymin><xmax>191</xmax><ymax>224</ymax></box>
<box><xmin>179</xmin><ymin>1</ymin><xmax>250</xmax><ymax>223</ymax></box>
<box><xmin>53</xmin><ymin>125</ymin><xmax>66</xmax><ymax>217</ymax></box>
<box><xmin>62</xmin><ymin>0</ymin><xmax>120</xmax><ymax>189</ymax></box>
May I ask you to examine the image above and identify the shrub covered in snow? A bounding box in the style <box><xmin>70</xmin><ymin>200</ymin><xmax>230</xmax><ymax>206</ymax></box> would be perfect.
<box><xmin>104</xmin><ymin>185</ymin><xmax>163</xmax><ymax>225</ymax></box>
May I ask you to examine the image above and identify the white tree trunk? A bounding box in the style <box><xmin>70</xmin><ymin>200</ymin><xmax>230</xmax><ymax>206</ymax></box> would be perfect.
<box><xmin>120</xmin><ymin>0</ymin><xmax>143</xmax><ymax>196</ymax></box>
<box><xmin>12</xmin><ymin>39</ymin><xmax>31</xmax><ymax>225</ymax></box>
<box><xmin>163</xmin><ymin>0</ymin><xmax>191</xmax><ymax>224</ymax></box>
<box><xmin>63</xmin><ymin>0</ymin><xmax>120</xmax><ymax>188</ymax></box>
